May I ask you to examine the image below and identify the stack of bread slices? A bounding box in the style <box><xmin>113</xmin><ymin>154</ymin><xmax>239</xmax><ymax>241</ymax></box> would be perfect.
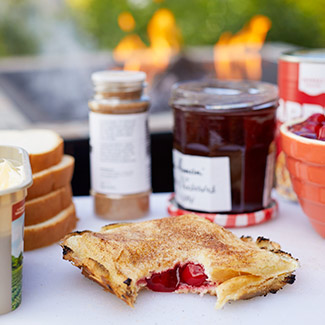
<box><xmin>0</xmin><ymin>129</ymin><xmax>78</xmax><ymax>250</ymax></box>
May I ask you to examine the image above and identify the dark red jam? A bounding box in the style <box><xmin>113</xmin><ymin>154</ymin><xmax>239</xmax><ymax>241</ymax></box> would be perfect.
<box><xmin>289</xmin><ymin>113</ymin><xmax>325</xmax><ymax>140</ymax></box>
<box><xmin>171</xmin><ymin>80</ymin><xmax>278</xmax><ymax>214</ymax></box>
<box><xmin>145</xmin><ymin>263</ymin><xmax>208</xmax><ymax>292</ymax></box>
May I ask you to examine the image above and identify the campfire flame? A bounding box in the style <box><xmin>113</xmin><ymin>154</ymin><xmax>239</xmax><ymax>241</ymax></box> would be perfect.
<box><xmin>113</xmin><ymin>9</ymin><xmax>181</xmax><ymax>74</ymax></box>
<box><xmin>213</xmin><ymin>15</ymin><xmax>271</xmax><ymax>80</ymax></box>
<box><xmin>118</xmin><ymin>11</ymin><xmax>136</xmax><ymax>32</ymax></box>
<box><xmin>114</xmin><ymin>11</ymin><xmax>270</xmax><ymax>81</ymax></box>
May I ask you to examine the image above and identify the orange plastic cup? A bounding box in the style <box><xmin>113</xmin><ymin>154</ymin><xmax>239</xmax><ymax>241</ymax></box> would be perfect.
<box><xmin>280</xmin><ymin>120</ymin><xmax>325</xmax><ymax>237</ymax></box>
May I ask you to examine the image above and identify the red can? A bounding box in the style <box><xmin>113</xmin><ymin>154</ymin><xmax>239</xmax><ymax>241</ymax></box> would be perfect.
<box><xmin>276</xmin><ymin>49</ymin><xmax>325</xmax><ymax>200</ymax></box>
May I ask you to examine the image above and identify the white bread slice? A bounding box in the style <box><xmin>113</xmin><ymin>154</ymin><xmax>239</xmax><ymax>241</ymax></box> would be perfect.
<box><xmin>25</xmin><ymin>184</ymin><xmax>73</xmax><ymax>226</ymax></box>
<box><xmin>0</xmin><ymin>129</ymin><xmax>63</xmax><ymax>173</ymax></box>
<box><xmin>24</xmin><ymin>203</ymin><xmax>78</xmax><ymax>251</ymax></box>
<box><xmin>27</xmin><ymin>155</ymin><xmax>74</xmax><ymax>200</ymax></box>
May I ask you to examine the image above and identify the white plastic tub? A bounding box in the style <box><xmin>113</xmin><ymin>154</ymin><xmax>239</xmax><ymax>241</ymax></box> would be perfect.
<box><xmin>0</xmin><ymin>146</ymin><xmax>32</xmax><ymax>315</ymax></box>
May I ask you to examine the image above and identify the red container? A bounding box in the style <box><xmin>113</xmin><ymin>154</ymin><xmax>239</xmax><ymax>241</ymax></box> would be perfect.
<box><xmin>276</xmin><ymin>49</ymin><xmax>325</xmax><ymax>200</ymax></box>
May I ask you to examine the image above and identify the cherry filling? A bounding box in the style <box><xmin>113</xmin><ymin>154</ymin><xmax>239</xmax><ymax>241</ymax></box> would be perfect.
<box><xmin>180</xmin><ymin>263</ymin><xmax>207</xmax><ymax>286</ymax></box>
<box><xmin>145</xmin><ymin>263</ymin><xmax>208</xmax><ymax>292</ymax></box>
<box><xmin>146</xmin><ymin>267</ymin><xmax>179</xmax><ymax>292</ymax></box>
<box><xmin>289</xmin><ymin>113</ymin><xmax>325</xmax><ymax>140</ymax></box>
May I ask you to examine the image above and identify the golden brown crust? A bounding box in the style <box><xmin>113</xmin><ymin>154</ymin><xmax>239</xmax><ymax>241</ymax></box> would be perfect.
<box><xmin>214</xmin><ymin>273</ymin><xmax>295</xmax><ymax>309</ymax></box>
<box><xmin>61</xmin><ymin>250</ymin><xmax>137</xmax><ymax>307</ymax></box>
<box><xmin>29</xmin><ymin>138</ymin><xmax>64</xmax><ymax>173</ymax></box>
<box><xmin>27</xmin><ymin>155</ymin><xmax>74</xmax><ymax>200</ymax></box>
<box><xmin>61</xmin><ymin>214</ymin><xmax>299</xmax><ymax>308</ymax></box>
<box><xmin>25</xmin><ymin>184</ymin><xmax>73</xmax><ymax>226</ymax></box>
<box><xmin>25</xmin><ymin>203</ymin><xmax>78</xmax><ymax>251</ymax></box>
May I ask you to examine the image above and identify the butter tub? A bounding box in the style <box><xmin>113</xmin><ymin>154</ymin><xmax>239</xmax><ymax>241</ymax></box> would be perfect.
<box><xmin>0</xmin><ymin>146</ymin><xmax>32</xmax><ymax>315</ymax></box>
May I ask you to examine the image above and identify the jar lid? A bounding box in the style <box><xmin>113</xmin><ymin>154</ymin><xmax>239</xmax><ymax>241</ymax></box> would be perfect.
<box><xmin>91</xmin><ymin>70</ymin><xmax>147</xmax><ymax>92</ymax></box>
<box><xmin>280</xmin><ymin>49</ymin><xmax>325</xmax><ymax>63</ymax></box>
<box><xmin>169</xmin><ymin>80</ymin><xmax>278</xmax><ymax>111</ymax></box>
<box><xmin>167</xmin><ymin>195</ymin><xmax>278</xmax><ymax>228</ymax></box>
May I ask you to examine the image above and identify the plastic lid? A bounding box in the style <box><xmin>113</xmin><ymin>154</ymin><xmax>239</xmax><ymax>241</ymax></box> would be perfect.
<box><xmin>0</xmin><ymin>146</ymin><xmax>32</xmax><ymax>196</ymax></box>
<box><xmin>169</xmin><ymin>80</ymin><xmax>278</xmax><ymax>111</ymax></box>
<box><xmin>281</xmin><ymin>49</ymin><xmax>325</xmax><ymax>63</ymax></box>
<box><xmin>91</xmin><ymin>70</ymin><xmax>146</xmax><ymax>92</ymax></box>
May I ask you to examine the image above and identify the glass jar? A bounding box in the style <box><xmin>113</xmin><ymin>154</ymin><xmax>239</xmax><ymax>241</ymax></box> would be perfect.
<box><xmin>170</xmin><ymin>80</ymin><xmax>278</xmax><ymax>214</ymax></box>
<box><xmin>89</xmin><ymin>70</ymin><xmax>151</xmax><ymax>220</ymax></box>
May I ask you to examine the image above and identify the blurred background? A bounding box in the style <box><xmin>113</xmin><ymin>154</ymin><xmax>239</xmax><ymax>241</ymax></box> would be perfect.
<box><xmin>0</xmin><ymin>0</ymin><xmax>323</xmax><ymax>194</ymax></box>
<box><xmin>2</xmin><ymin>0</ymin><xmax>325</xmax><ymax>57</ymax></box>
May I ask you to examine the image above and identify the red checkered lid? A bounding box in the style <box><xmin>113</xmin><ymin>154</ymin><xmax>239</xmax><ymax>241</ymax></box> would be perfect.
<box><xmin>167</xmin><ymin>195</ymin><xmax>278</xmax><ymax>228</ymax></box>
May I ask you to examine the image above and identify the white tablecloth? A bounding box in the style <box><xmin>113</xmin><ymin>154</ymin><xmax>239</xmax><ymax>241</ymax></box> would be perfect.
<box><xmin>1</xmin><ymin>193</ymin><xmax>325</xmax><ymax>325</ymax></box>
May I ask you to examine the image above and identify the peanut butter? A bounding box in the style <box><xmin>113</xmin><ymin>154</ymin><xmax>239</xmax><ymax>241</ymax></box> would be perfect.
<box><xmin>89</xmin><ymin>71</ymin><xmax>151</xmax><ymax>220</ymax></box>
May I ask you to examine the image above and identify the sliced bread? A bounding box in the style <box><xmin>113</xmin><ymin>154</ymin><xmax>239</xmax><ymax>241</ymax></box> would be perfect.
<box><xmin>27</xmin><ymin>155</ymin><xmax>74</xmax><ymax>200</ymax></box>
<box><xmin>0</xmin><ymin>129</ymin><xmax>63</xmax><ymax>173</ymax></box>
<box><xmin>24</xmin><ymin>203</ymin><xmax>77</xmax><ymax>251</ymax></box>
<box><xmin>25</xmin><ymin>184</ymin><xmax>73</xmax><ymax>226</ymax></box>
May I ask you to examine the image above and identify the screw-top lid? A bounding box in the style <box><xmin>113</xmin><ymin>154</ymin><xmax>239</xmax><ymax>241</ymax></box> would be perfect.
<box><xmin>169</xmin><ymin>80</ymin><xmax>278</xmax><ymax>111</ymax></box>
<box><xmin>91</xmin><ymin>70</ymin><xmax>147</xmax><ymax>92</ymax></box>
<box><xmin>280</xmin><ymin>49</ymin><xmax>325</xmax><ymax>63</ymax></box>
<box><xmin>167</xmin><ymin>195</ymin><xmax>278</xmax><ymax>228</ymax></box>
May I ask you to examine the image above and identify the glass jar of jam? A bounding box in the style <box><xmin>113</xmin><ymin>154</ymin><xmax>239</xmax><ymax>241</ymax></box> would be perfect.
<box><xmin>170</xmin><ymin>80</ymin><xmax>278</xmax><ymax>214</ymax></box>
<box><xmin>89</xmin><ymin>70</ymin><xmax>151</xmax><ymax>220</ymax></box>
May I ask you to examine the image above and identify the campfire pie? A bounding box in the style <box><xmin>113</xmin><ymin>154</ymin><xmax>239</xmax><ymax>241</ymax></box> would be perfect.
<box><xmin>61</xmin><ymin>214</ymin><xmax>299</xmax><ymax>309</ymax></box>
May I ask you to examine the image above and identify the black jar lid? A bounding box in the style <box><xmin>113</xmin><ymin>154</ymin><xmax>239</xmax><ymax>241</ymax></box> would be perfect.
<box><xmin>169</xmin><ymin>80</ymin><xmax>278</xmax><ymax>112</ymax></box>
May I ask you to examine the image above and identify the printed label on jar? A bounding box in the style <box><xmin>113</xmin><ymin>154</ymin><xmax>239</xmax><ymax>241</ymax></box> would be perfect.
<box><xmin>89</xmin><ymin>111</ymin><xmax>150</xmax><ymax>195</ymax></box>
<box><xmin>299</xmin><ymin>63</ymin><xmax>325</xmax><ymax>96</ymax></box>
<box><xmin>173</xmin><ymin>149</ymin><xmax>232</xmax><ymax>212</ymax></box>
<box><xmin>277</xmin><ymin>99</ymin><xmax>324</xmax><ymax>123</ymax></box>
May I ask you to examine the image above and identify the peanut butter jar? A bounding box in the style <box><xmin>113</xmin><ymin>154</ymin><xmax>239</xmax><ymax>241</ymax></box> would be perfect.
<box><xmin>89</xmin><ymin>71</ymin><xmax>151</xmax><ymax>220</ymax></box>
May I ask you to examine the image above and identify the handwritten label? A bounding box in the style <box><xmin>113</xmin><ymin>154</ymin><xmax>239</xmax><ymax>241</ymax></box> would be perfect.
<box><xmin>173</xmin><ymin>149</ymin><xmax>231</xmax><ymax>212</ymax></box>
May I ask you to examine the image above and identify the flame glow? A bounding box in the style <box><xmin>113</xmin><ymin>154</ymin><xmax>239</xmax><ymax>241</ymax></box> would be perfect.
<box><xmin>113</xmin><ymin>8</ymin><xmax>181</xmax><ymax>73</ymax></box>
<box><xmin>213</xmin><ymin>15</ymin><xmax>271</xmax><ymax>80</ymax></box>
<box><xmin>118</xmin><ymin>12</ymin><xmax>136</xmax><ymax>32</ymax></box>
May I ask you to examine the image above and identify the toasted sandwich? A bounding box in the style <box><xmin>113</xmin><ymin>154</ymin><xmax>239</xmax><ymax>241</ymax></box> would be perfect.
<box><xmin>61</xmin><ymin>214</ymin><xmax>299</xmax><ymax>309</ymax></box>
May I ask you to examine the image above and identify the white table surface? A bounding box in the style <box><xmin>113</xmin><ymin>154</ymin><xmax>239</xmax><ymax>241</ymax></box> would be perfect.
<box><xmin>1</xmin><ymin>193</ymin><xmax>325</xmax><ymax>325</ymax></box>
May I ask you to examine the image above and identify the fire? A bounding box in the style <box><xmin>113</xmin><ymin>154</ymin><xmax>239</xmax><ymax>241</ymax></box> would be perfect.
<box><xmin>118</xmin><ymin>12</ymin><xmax>136</xmax><ymax>32</ymax></box>
<box><xmin>113</xmin><ymin>34</ymin><xmax>146</xmax><ymax>71</ymax></box>
<box><xmin>113</xmin><ymin>9</ymin><xmax>181</xmax><ymax>74</ymax></box>
<box><xmin>213</xmin><ymin>15</ymin><xmax>271</xmax><ymax>80</ymax></box>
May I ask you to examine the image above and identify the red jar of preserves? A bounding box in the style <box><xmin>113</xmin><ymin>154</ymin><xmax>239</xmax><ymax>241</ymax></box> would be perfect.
<box><xmin>170</xmin><ymin>80</ymin><xmax>278</xmax><ymax>214</ymax></box>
